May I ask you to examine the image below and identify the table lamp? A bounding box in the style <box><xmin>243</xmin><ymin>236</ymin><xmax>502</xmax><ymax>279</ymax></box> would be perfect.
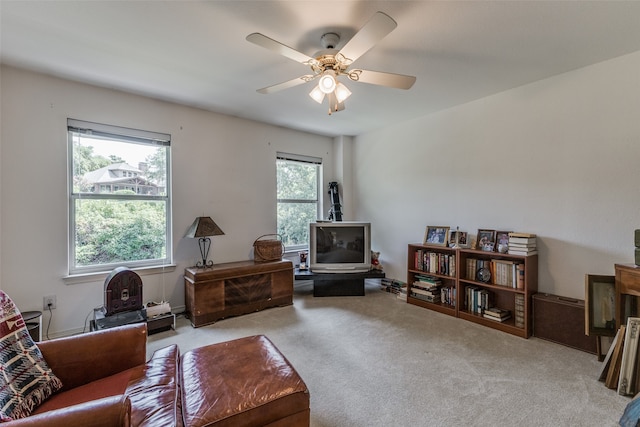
<box><xmin>185</xmin><ymin>217</ymin><xmax>225</xmax><ymax>268</ymax></box>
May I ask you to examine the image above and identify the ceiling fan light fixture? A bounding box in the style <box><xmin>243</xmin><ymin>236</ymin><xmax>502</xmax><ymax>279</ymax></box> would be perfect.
<box><xmin>334</xmin><ymin>82</ymin><xmax>352</xmax><ymax>103</ymax></box>
<box><xmin>309</xmin><ymin>85</ymin><xmax>325</xmax><ymax>104</ymax></box>
<box><xmin>318</xmin><ymin>70</ymin><xmax>337</xmax><ymax>94</ymax></box>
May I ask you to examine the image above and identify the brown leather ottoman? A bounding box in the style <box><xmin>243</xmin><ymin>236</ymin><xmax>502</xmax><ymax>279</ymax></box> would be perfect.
<box><xmin>180</xmin><ymin>335</ymin><xmax>310</xmax><ymax>427</ymax></box>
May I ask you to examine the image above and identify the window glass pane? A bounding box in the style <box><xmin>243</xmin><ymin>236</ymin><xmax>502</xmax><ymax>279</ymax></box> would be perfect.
<box><xmin>277</xmin><ymin>201</ymin><xmax>317</xmax><ymax>248</ymax></box>
<box><xmin>276</xmin><ymin>156</ymin><xmax>321</xmax><ymax>251</ymax></box>
<box><xmin>72</xmin><ymin>136</ymin><xmax>167</xmax><ymax>196</ymax></box>
<box><xmin>277</xmin><ymin>160</ymin><xmax>317</xmax><ymax>200</ymax></box>
<box><xmin>74</xmin><ymin>199</ymin><xmax>167</xmax><ymax>267</ymax></box>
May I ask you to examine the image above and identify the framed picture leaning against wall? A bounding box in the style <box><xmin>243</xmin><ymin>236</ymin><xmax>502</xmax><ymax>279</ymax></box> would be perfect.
<box><xmin>585</xmin><ymin>274</ymin><xmax>616</xmax><ymax>337</ymax></box>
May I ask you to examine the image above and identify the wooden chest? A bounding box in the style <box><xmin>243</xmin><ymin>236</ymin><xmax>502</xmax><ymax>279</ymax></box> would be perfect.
<box><xmin>184</xmin><ymin>260</ymin><xmax>293</xmax><ymax>327</ymax></box>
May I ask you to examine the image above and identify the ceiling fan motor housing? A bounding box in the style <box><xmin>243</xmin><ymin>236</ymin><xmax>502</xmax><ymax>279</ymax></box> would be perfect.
<box><xmin>321</xmin><ymin>32</ymin><xmax>340</xmax><ymax>49</ymax></box>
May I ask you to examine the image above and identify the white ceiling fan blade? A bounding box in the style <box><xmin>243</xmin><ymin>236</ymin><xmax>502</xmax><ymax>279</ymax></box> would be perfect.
<box><xmin>349</xmin><ymin>69</ymin><xmax>416</xmax><ymax>90</ymax></box>
<box><xmin>337</xmin><ymin>11</ymin><xmax>397</xmax><ymax>65</ymax></box>
<box><xmin>257</xmin><ymin>75</ymin><xmax>317</xmax><ymax>94</ymax></box>
<box><xmin>246</xmin><ymin>33</ymin><xmax>317</xmax><ymax>65</ymax></box>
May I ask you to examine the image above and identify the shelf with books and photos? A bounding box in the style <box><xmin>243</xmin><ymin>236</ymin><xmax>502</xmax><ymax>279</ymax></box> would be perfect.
<box><xmin>457</xmin><ymin>248</ymin><xmax>538</xmax><ymax>338</ymax></box>
<box><xmin>406</xmin><ymin>244</ymin><xmax>457</xmax><ymax>317</ymax></box>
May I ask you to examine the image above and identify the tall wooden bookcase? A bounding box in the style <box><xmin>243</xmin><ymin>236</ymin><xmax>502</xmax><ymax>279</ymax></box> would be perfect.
<box><xmin>407</xmin><ymin>244</ymin><xmax>538</xmax><ymax>338</ymax></box>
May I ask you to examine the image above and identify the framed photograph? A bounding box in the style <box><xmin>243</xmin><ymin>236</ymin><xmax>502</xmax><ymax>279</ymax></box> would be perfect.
<box><xmin>585</xmin><ymin>274</ymin><xmax>616</xmax><ymax>337</ymax></box>
<box><xmin>423</xmin><ymin>226</ymin><xmax>450</xmax><ymax>246</ymax></box>
<box><xmin>449</xmin><ymin>230</ymin><xmax>469</xmax><ymax>248</ymax></box>
<box><xmin>476</xmin><ymin>229</ymin><xmax>495</xmax><ymax>251</ymax></box>
<box><xmin>495</xmin><ymin>230</ymin><xmax>512</xmax><ymax>253</ymax></box>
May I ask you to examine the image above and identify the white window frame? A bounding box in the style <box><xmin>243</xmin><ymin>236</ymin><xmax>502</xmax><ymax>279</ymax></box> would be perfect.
<box><xmin>276</xmin><ymin>152</ymin><xmax>322</xmax><ymax>252</ymax></box>
<box><xmin>67</xmin><ymin>119</ymin><xmax>172</xmax><ymax>275</ymax></box>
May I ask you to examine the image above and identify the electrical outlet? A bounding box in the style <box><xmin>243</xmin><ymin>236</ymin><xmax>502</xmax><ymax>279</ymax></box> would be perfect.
<box><xmin>43</xmin><ymin>295</ymin><xmax>56</xmax><ymax>310</ymax></box>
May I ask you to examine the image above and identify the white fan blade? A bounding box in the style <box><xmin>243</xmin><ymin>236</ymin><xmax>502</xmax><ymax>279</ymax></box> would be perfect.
<box><xmin>349</xmin><ymin>69</ymin><xmax>416</xmax><ymax>90</ymax></box>
<box><xmin>337</xmin><ymin>11</ymin><xmax>397</xmax><ymax>65</ymax></box>
<box><xmin>246</xmin><ymin>33</ymin><xmax>317</xmax><ymax>65</ymax></box>
<box><xmin>257</xmin><ymin>75</ymin><xmax>317</xmax><ymax>94</ymax></box>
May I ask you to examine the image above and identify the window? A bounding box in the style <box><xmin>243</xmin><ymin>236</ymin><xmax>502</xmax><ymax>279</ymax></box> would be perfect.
<box><xmin>276</xmin><ymin>153</ymin><xmax>322</xmax><ymax>251</ymax></box>
<box><xmin>68</xmin><ymin>119</ymin><xmax>171</xmax><ymax>274</ymax></box>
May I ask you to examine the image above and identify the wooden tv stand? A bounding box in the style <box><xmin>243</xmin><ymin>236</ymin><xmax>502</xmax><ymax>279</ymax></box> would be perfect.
<box><xmin>184</xmin><ymin>260</ymin><xmax>293</xmax><ymax>327</ymax></box>
<box><xmin>294</xmin><ymin>268</ymin><xmax>385</xmax><ymax>296</ymax></box>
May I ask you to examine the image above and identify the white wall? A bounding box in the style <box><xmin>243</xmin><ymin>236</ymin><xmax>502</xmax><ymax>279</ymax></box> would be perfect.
<box><xmin>332</xmin><ymin>135</ymin><xmax>354</xmax><ymax>220</ymax></box>
<box><xmin>0</xmin><ymin>65</ymin><xmax>334</xmax><ymax>336</ymax></box>
<box><xmin>353</xmin><ymin>50</ymin><xmax>640</xmax><ymax>300</ymax></box>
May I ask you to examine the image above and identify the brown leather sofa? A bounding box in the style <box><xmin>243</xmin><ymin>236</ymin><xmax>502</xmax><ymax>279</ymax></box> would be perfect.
<box><xmin>5</xmin><ymin>323</ymin><xmax>310</xmax><ymax>426</ymax></box>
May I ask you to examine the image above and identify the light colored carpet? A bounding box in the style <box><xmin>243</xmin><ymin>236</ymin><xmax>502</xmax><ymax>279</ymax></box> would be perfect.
<box><xmin>148</xmin><ymin>280</ymin><xmax>628</xmax><ymax>427</ymax></box>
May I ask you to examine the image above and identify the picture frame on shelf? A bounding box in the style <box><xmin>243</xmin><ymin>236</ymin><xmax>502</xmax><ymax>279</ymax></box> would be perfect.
<box><xmin>495</xmin><ymin>230</ymin><xmax>512</xmax><ymax>253</ymax></box>
<box><xmin>585</xmin><ymin>274</ymin><xmax>616</xmax><ymax>337</ymax></box>
<box><xmin>423</xmin><ymin>226</ymin><xmax>450</xmax><ymax>246</ymax></box>
<box><xmin>449</xmin><ymin>230</ymin><xmax>468</xmax><ymax>248</ymax></box>
<box><xmin>477</xmin><ymin>229</ymin><xmax>495</xmax><ymax>251</ymax></box>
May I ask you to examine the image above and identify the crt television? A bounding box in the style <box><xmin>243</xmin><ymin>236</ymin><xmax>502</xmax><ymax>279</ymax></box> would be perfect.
<box><xmin>309</xmin><ymin>221</ymin><xmax>371</xmax><ymax>273</ymax></box>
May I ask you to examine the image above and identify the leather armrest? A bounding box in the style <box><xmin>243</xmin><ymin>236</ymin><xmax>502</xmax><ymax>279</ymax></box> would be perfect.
<box><xmin>3</xmin><ymin>395</ymin><xmax>131</xmax><ymax>427</ymax></box>
<box><xmin>38</xmin><ymin>323</ymin><xmax>147</xmax><ymax>390</ymax></box>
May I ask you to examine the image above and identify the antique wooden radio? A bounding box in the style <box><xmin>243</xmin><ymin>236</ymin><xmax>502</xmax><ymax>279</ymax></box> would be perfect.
<box><xmin>103</xmin><ymin>266</ymin><xmax>143</xmax><ymax>316</ymax></box>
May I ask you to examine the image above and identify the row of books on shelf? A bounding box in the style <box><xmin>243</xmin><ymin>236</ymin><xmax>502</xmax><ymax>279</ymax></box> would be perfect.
<box><xmin>411</xmin><ymin>274</ymin><xmax>456</xmax><ymax>304</ymax></box>
<box><xmin>465</xmin><ymin>258</ymin><xmax>524</xmax><ymax>289</ymax></box>
<box><xmin>464</xmin><ymin>287</ymin><xmax>512</xmax><ymax>322</ymax></box>
<box><xmin>410</xmin><ymin>282</ymin><xmax>457</xmax><ymax>306</ymax></box>
<box><xmin>507</xmin><ymin>233</ymin><xmax>537</xmax><ymax>256</ymax></box>
<box><xmin>463</xmin><ymin>286</ymin><xmax>525</xmax><ymax>328</ymax></box>
<box><xmin>413</xmin><ymin>250</ymin><xmax>455</xmax><ymax>277</ymax></box>
<box><xmin>601</xmin><ymin>317</ymin><xmax>640</xmax><ymax>396</ymax></box>
<box><xmin>464</xmin><ymin>287</ymin><xmax>491</xmax><ymax>315</ymax></box>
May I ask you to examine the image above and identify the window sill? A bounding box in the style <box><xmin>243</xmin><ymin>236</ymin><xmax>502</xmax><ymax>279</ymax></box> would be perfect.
<box><xmin>63</xmin><ymin>264</ymin><xmax>177</xmax><ymax>285</ymax></box>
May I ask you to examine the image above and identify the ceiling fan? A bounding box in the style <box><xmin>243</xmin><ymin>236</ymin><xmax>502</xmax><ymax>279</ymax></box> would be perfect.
<box><xmin>246</xmin><ymin>11</ymin><xmax>416</xmax><ymax>115</ymax></box>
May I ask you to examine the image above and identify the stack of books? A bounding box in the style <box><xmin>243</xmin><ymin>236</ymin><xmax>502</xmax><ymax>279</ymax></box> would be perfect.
<box><xmin>508</xmin><ymin>232</ymin><xmax>537</xmax><ymax>256</ymax></box>
<box><xmin>514</xmin><ymin>294</ymin><xmax>525</xmax><ymax>328</ymax></box>
<box><xmin>411</xmin><ymin>275</ymin><xmax>442</xmax><ymax>303</ymax></box>
<box><xmin>397</xmin><ymin>287</ymin><xmax>408</xmax><ymax>301</ymax></box>
<box><xmin>380</xmin><ymin>278</ymin><xmax>407</xmax><ymax>295</ymax></box>
<box><xmin>483</xmin><ymin>307</ymin><xmax>511</xmax><ymax>322</ymax></box>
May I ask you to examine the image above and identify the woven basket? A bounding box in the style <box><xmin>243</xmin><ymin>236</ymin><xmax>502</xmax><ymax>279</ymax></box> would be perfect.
<box><xmin>253</xmin><ymin>234</ymin><xmax>284</xmax><ymax>262</ymax></box>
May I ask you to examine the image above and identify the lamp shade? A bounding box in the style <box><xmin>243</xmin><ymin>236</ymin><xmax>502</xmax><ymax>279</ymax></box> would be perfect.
<box><xmin>334</xmin><ymin>82</ymin><xmax>352</xmax><ymax>103</ymax></box>
<box><xmin>185</xmin><ymin>217</ymin><xmax>225</xmax><ymax>238</ymax></box>
<box><xmin>309</xmin><ymin>85</ymin><xmax>325</xmax><ymax>104</ymax></box>
<box><xmin>318</xmin><ymin>71</ymin><xmax>337</xmax><ymax>94</ymax></box>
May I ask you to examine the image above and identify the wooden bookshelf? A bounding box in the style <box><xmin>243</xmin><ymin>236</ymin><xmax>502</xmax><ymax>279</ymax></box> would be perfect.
<box><xmin>406</xmin><ymin>244</ymin><xmax>538</xmax><ymax>338</ymax></box>
<box><xmin>457</xmin><ymin>248</ymin><xmax>537</xmax><ymax>338</ymax></box>
<box><xmin>406</xmin><ymin>244</ymin><xmax>457</xmax><ymax>317</ymax></box>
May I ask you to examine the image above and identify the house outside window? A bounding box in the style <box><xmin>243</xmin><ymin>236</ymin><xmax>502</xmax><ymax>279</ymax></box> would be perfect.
<box><xmin>68</xmin><ymin>119</ymin><xmax>172</xmax><ymax>275</ymax></box>
<box><xmin>276</xmin><ymin>153</ymin><xmax>322</xmax><ymax>252</ymax></box>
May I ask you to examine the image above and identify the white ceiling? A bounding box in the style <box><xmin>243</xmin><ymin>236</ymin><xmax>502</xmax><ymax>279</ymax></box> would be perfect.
<box><xmin>2</xmin><ymin>1</ymin><xmax>640</xmax><ymax>137</ymax></box>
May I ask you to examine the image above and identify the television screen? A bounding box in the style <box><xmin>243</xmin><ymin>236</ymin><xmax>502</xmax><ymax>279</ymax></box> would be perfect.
<box><xmin>309</xmin><ymin>222</ymin><xmax>371</xmax><ymax>273</ymax></box>
<box><xmin>316</xmin><ymin>226</ymin><xmax>365</xmax><ymax>263</ymax></box>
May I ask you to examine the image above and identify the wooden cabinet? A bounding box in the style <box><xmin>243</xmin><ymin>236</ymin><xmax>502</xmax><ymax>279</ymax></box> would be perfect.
<box><xmin>615</xmin><ymin>263</ymin><xmax>640</xmax><ymax>330</ymax></box>
<box><xmin>184</xmin><ymin>260</ymin><xmax>293</xmax><ymax>327</ymax></box>
<box><xmin>407</xmin><ymin>244</ymin><xmax>457</xmax><ymax>317</ymax></box>
<box><xmin>406</xmin><ymin>244</ymin><xmax>538</xmax><ymax>338</ymax></box>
